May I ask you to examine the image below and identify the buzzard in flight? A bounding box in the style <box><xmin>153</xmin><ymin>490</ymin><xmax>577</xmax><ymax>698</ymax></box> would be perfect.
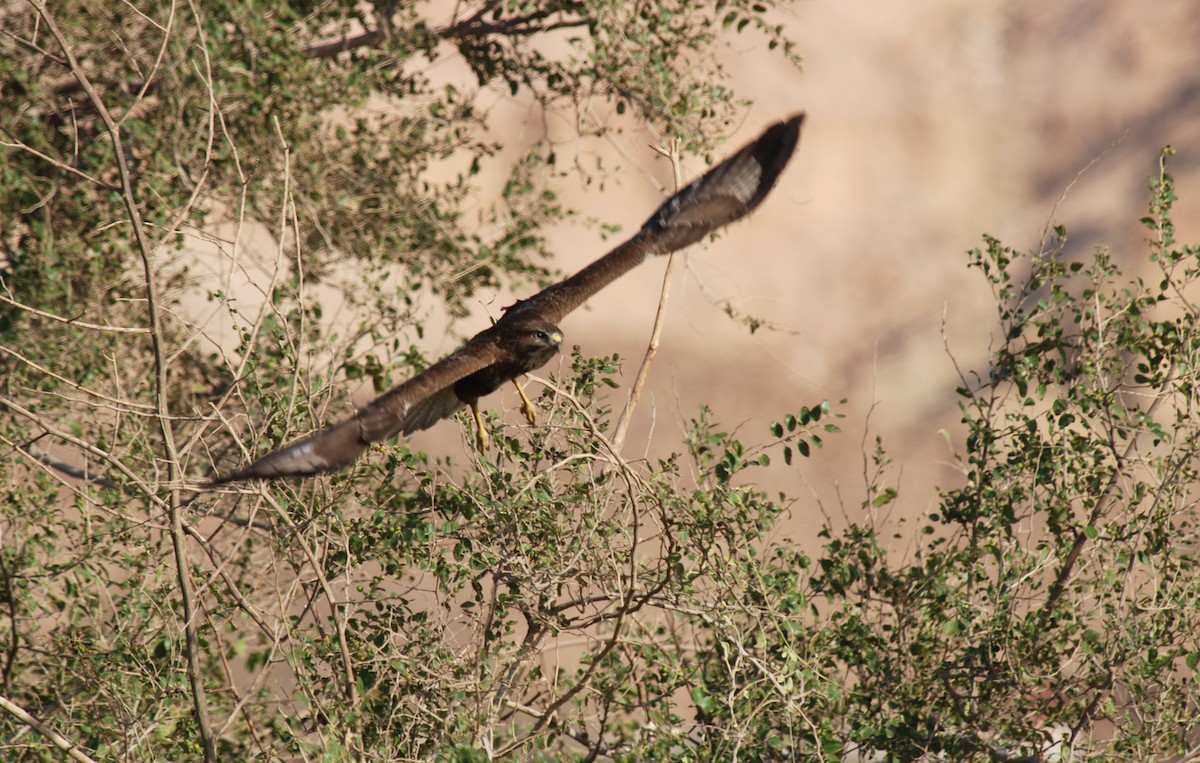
<box><xmin>210</xmin><ymin>113</ymin><xmax>804</xmax><ymax>485</ymax></box>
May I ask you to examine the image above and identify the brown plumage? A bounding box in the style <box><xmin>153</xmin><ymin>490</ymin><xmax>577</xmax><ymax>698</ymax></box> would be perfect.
<box><xmin>209</xmin><ymin>113</ymin><xmax>805</xmax><ymax>485</ymax></box>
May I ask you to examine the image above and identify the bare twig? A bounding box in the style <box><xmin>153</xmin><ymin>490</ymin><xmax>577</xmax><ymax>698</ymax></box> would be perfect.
<box><xmin>0</xmin><ymin>292</ymin><xmax>149</xmax><ymax>334</ymax></box>
<box><xmin>25</xmin><ymin>3</ymin><xmax>219</xmax><ymax>760</ymax></box>
<box><xmin>1037</xmin><ymin>362</ymin><xmax>1177</xmax><ymax>627</ymax></box>
<box><xmin>0</xmin><ymin>346</ymin><xmax>156</xmax><ymax>412</ymax></box>
<box><xmin>2</xmin><ymin>395</ymin><xmax>155</xmax><ymax>491</ymax></box>
<box><xmin>303</xmin><ymin>8</ymin><xmax>587</xmax><ymax>59</ymax></box>
<box><xmin>0</xmin><ymin>695</ymin><xmax>100</xmax><ymax>763</ymax></box>
<box><xmin>611</xmin><ymin>138</ymin><xmax>684</xmax><ymax>453</ymax></box>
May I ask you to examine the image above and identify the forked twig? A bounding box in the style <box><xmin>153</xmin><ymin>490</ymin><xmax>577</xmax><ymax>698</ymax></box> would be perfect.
<box><xmin>0</xmin><ymin>695</ymin><xmax>100</xmax><ymax>763</ymax></box>
<box><xmin>24</xmin><ymin>3</ymin><xmax>219</xmax><ymax>760</ymax></box>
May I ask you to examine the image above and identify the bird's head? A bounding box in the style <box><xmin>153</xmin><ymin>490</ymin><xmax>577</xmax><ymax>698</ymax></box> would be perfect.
<box><xmin>508</xmin><ymin>320</ymin><xmax>563</xmax><ymax>371</ymax></box>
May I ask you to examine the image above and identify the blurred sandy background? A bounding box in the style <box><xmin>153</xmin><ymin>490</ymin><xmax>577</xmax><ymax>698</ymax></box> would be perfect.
<box><xmin>198</xmin><ymin>0</ymin><xmax>1200</xmax><ymax>535</ymax></box>
<box><xmin>457</xmin><ymin>0</ymin><xmax>1200</xmax><ymax>526</ymax></box>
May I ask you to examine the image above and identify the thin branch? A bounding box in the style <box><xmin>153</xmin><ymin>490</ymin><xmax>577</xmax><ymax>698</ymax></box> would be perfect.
<box><xmin>2</xmin><ymin>395</ymin><xmax>155</xmax><ymax>492</ymax></box>
<box><xmin>24</xmin><ymin>3</ymin><xmax>219</xmax><ymax>761</ymax></box>
<box><xmin>1037</xmin><ymin>361</ymin><xmax>1177</xmax><ymax>627</ymax></box>
<box><xmin>0</xmin><ymin>346</ymin><xmax>156</xmax><ymax>412</ymax></box>
<box><xmin>0</xmin><ymin>134</ymin><xmax>113</xmax><ymax>189</ymax></box>
<box><xmin>303</xmin><ymin>8</ymin><xmax>587</xmax><ymax>59</ymax></box>
<box><xmin>0</xmin><ymin>24</ymin><xmax>67</xmax><ymax>64</ymax></box>
<box><xmin>26</xmin><ymin>440</ymin><xmax>274</xmax><ymax>531</ymax></box>
<box><xmin>0</xmin><ymin>292</ymin><xmax>150</xmax><ymax>334</ymax></box>
<box><xmin>0</xmin><ymin>695</ymin><xmax>100</xmax><ymax>763</ymax></box>
<box><xmin>611</xmin><ymin>138</ymin><xmax>684</xmax><ymax>453</ymax></box>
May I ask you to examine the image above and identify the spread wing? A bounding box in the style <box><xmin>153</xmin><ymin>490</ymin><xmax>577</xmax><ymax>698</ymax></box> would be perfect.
<box><xmin>208</xmin><ymin>337</ymin><xmax>504</xmax><ymax>485</ymax></box>
<box><xmin>209</xmin><ymin>113</ymin><xmax>804</xmax><ymax>486</ymax></box>
<box><xmin>506</xmin><ymin>113</ymin><xmax>804</xmax><ymax>326</ymax></box>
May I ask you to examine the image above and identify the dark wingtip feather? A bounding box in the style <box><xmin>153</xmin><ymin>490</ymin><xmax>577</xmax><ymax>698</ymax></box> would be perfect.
<box><xmin>638</xmin><ymin>111</ymin><xmax>805</xmax><ymax>251</ymax></box>
<box><xmin>744</xmin><ymin>112</ymin><xmax>805</xmax><ymax>211</ymax></box>
<box><xmin>205</xmin><ymin>418</ymin><xmax>369</xmax><ymax>487</ymax></box>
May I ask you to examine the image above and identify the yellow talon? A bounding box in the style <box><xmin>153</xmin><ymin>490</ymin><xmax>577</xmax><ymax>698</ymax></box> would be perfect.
<box><xmin>514</xmin><ymin>380</ymin><xmax>538</xmax><ymax>426</ymax></box>
<box><xmin>472</xmin><ymin>404</ymin><xmax>491</xmax><ymax>450</ymax></box>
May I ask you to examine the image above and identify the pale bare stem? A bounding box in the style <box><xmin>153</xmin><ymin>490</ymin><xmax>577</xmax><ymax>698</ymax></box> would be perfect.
<box><xmin>537</xmin><ymin>378</ymin><xmax>652</xmax><ymax>505</ymax></box>
<box><xmin>265</xmin><ymin>535</ymin><xmax>317</xmax><ymax>701</ymax></box>
<box><xmin>0</xmin><ymin>22</ymin><xmax>66</xmax><ymax>65</ymax></box>
<box><xmin>209</xmin><ymin>113</ymin><xmax>289</xmax><ymax>402</ymax></box>
<box><xmin>684</xmin><ymin>254</ymin><xmax>802</xmax><ymax>337</ymax></box>
<box><xmin>0</xmin><ymin>346</ymin><xmax>155</xmax><ymax>413</ymax></box>
<box><xmin>196</xmin><ymin>0</ymin><xmax>250</xmax><ymax>326</ymax></box>
<box><xmin>514</xmin><ymin>452</ymin><xmax>606</xmax><ymax>497</ymax></box>
<box><xmin>1038</xmin><ymin>361</ymin><xmax>1177</xmax><ymax>628</ymax></box>
<box><xmin>23</xmin><ymin>3</ymin><xmax>218</xmax><ymax>760</ymax></box>
<box><xmin>0</xmin><ymin>428</ymin><xmax>281</xmax><ymax>537</ymax></box>
<box><xmin>0</xmin><ymin>136</ymin><xmax>109</xmax><ymax>189</ymax></box>
<box><xmin>329</xmin><ymin>528</ymin><xmax>364</xmax><ymax>714</ymax></box>
<box><xmin>501</xmin><ymin>585</ymin><xmax>646</xmax><ymax>756</ymax></box>
<box><xmin>485</xmin><ymin>622</ymin><xmax>549</xmax><ymax>751</ymax></box>
<box><xmin>0</xmin><ymin>292</ymin><xmax>150</xmax><ymax>334</ymax></box>
<box><xmin>652</xmin><ymin>598</ymin><xmax>826</xmax><ymax>726</ymax></box>
<box><xmin>213</xmin><ymin>117</ymin><xmax>303</xmax><ymax>458</ymax></box>
<box><xmin>201</xmin><ymin>579</ymin><xmax>288</xmax><ymax>744</ymax></box>
<box><xmin>283</xmin><ymin>141</ymin><xmax>310</xmax><ymax>424</ymax></box>
<box><xmin>149</xmin><ymin>77</ymin><xmax>213</xmax><ymax>282</ymax></box>
<box><xmin>162</xmin><ymin>299</ymin><xmax>233</xmax><ymax>366</ymax></box>
<box><xmin>208</xmin><ymin>630</ymin><xmax>261</xmax><ymax>746</ymax></box>
<box><xmin>499</xmin><ymin>501</ymin><xmax>654</xmax><ymax>754</ymax></box>
<box><xmin>0</xmin><ymin>695</ymin><xmax>100</xmax><ymax>763</ymax></box>
<box><xmin>116</xmin><ymin>0</ymin><xmax>174</xmax><ymax>130</ymax></box>
<box><xmin>3</xmin><ymin>396</ymin><xmax>156</xmax><ymax>494</ymax></box>
<box><xmin>1037</xmin><ymin>136</ymin><xmax>1122</xmax><ymax>255</ymax></box>
<box><xmin>251</xmin><ymin>488</ymin><xmax>362</xmax><ymax>713</ymax></box>
<box><xmin>157</xmin><ymin>37</ymin><xmax>220</xmax><ymax>373</ymax></box>
<box><xmin>611</xmin><ymin>137</ymin><xmax>684</xmax><ymax>453</ymax></box>
<box><xmin>496</xmin><ymin>698</ymin><xmax>601</xmax><ymax>752</ymax></box>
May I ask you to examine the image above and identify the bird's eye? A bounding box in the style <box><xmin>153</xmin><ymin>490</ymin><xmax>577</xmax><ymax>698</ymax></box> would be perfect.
<box><xmin>535</xmin><ymin>330</ymin><xmax>548</xmax><ymax>341</ymax></box>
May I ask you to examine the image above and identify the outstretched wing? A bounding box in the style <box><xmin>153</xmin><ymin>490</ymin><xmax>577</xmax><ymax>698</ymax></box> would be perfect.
<box><xmin>208</xmin><ymin>338</ymin><xmax>503</xmax><ymax>485</ymax></box>
<box><xmin>507</xmin><ymin>113</ymin><xmax>804</xmax><ymax>326</ymax></box>
<box><xmin>210</xmin><ymin>113</ymin><xmax>804</xmax><ymax>486</ymax></box>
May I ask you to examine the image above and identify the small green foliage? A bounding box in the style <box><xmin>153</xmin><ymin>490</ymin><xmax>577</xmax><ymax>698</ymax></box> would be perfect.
<box><xmin>824</xmin><ymin>155</ymin><xmax>1200</xmax><ymax>761</ymax></box>
<box><xmin>4</xmin><ymin>1</ymin><xmax>1200</xmax><ymax>759</ymax></box>
<box><xmin>1</xmin><ymin>1</ymin><xmax>807</xmax><ymax>759</ymax></box>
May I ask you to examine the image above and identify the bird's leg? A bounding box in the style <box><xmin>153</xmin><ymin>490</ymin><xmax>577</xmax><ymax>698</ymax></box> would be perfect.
<box><xmin>513</xmin><ymin>379</ymin><xmax>539</xmax><ymax>426</ymax></box>
<box><xmin>471</xmin><ymin>403</ymin><xmax>491</xmax><ymax>450</ymax></box>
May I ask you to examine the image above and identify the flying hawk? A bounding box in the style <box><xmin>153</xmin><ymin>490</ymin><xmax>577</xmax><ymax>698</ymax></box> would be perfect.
<box><xmin>210</xmin><ymin>113</ymin><xmax>804</xmax><ymax>485</ymax></box>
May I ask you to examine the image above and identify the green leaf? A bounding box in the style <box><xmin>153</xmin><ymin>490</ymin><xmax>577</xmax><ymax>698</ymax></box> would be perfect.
<box><xmin>872</xmin><ymin>488</ymin><xmax>898</xmax><ymax>508</ymax></box>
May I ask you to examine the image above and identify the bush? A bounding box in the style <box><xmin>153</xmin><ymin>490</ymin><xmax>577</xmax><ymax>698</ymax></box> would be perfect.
<box><xmin>3</xmin><ymin>2</ymin><xmax>1199</xmax><ymax>760</ymax></box>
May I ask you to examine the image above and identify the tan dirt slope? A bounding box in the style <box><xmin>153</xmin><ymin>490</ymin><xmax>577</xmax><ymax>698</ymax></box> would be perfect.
<box><xmin>194</xmin><ymin>0</ymin><xmax>1200</xmax><ymax>538</ymax></box>
<box><xmin>497</xmin><ymin>0</ymin><xmax>1200</xmax><ymax>533</ymax></box>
